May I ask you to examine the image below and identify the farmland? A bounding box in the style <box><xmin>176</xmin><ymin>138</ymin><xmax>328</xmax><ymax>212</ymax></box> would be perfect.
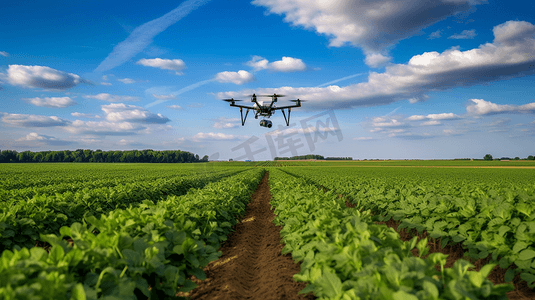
<box><xmin>1</xmin><ymin>162</ymin><xmax>534</xmax><ymax>299</ymax></box>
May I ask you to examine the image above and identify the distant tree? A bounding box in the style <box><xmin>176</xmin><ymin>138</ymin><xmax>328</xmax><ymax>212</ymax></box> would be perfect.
<box><xmin>484</xmin><ymin>154</ymin><xmax>493</xmax><ymax>161</ymax></box>
<box><xmin>528</xmin><ymin>155</ymin><xmax>534</xmax><ymax>160</ymax></box>
<box><xmin>514</xmin><ymin>157</ymin><xmax>520</xmax><ymax>160</ymax></box>
<box><xmin>201</xmin><ymin>155</ymin><xmax>209</xmax><ymax>162</ymax></box>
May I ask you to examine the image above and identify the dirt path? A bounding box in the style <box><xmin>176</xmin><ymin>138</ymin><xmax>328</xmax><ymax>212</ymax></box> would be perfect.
<box><xmin>187</xmin><ymin>172</ymin><xmax>314</xmax><ymax>300</ymax></box>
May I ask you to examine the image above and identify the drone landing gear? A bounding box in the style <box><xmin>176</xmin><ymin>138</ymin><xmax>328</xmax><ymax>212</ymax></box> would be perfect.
<box><xmin>259</xmin><ymin>119</ymin><xmax>272</xmax><ymax>128</ymax></box>
<box><xmin>239</xmin><ymin>107</ymin><xmax>250</xmax><ymax>126</ymax></box>
<box><xmin>281</xmin><ymin>107</ymin><xmax>291</xmax><ymax>126</ymax></box>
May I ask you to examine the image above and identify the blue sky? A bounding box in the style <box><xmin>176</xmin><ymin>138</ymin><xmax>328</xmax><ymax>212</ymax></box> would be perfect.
<box><xmin>1</xmin><ymin>0</ymin><xmax>535</xmax><ymax>160</ymax></box>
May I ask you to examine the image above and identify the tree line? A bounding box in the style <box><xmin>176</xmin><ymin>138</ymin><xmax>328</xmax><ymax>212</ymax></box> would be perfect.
<box><xmin>0</xmin><ymin>149</ymin><xmax>209</xmax><ymax>163</ymax></box>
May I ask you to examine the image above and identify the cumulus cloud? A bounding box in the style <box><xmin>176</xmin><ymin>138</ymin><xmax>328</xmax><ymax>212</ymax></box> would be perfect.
<box><xmin>406</xmin><ymin>113</ymin><xmax>460</xmax><ymax>121</ymax></box>
<box><xmin>137</xmin><ymin>58</ymin><xmax>186</xmax><ymax>75</ymax></box>
<box><xmin>16</xmin><ymin>132</ymin><xmax>72</xmax><ymax>146</ymax></box>
<box><xmin>218</xmin><ymin>20</ymin><xmax>535</xmax><ymax>110</ymax></box>
<box><xmin>421</xmin><ymin>120</ymin><xmax>441</xmax><ymax>126</ymax></box>
<box><xmin>214</xmin><ymin>70</ymin><xmax>255</xmax><ymax>85</ymax></box>
<box><xmin>118</xmin><ymin>78</ymin><xmax>135</xmax><ymax>84</ymax></box>
<box><xmin>152</xmin><ymin>93</ymin><xmax>177</xmax><ymax>100</ymax></box>
<box><xmin>364</xmin><ymin>53</ymin><xmax>392</xmax><ymax>68</ymax></box>
<box><xmin>94</xmin><ymin>0</ymin><xmax>211</xmax><ymax>72</ymax></box>
<box><xmin>64</xmin><ymin>120</ymin><xmax>144</xmax><ymax>136</ymax></box>
<box><xmin>466</xmin><ymin>99</ymin><xmax>535</xmax><ymax>115</ymax></box>
<box><xmin>71</xmin><ymin>112</ymin><xmax>101</xmax><ymax>118</ymax></box>
<box><xmin>1</xmin><ymin>112</ymin><xmax>70</xmax><ymax>127</ymax></box>
<box><xmin>252</xmin><ymin>0</ymin><xmax>482</xmax><ymax>65</ymax></box>
<box><xmin>83</xmin><ymin>93</ymin><xmax>139</xmax><ymax>102</ymax></box>
<box><xmin>247</xmin><ymin>56</ymin><xmax>307</xmax><ymax>72</ymax></box>
<box><xmin>101</xmin><ymin>103</ymin><xmax>170</xmax><ymax>124</ymax></box>
<box><xmin>23</xmin><ymin>97</ymin><xmax>76</xmax><ymax>108</ymax></box>
<box><xmin>0</xmin><ymin>51</ymin><xmax>9</xmax><ymax>57</ymax></box>
<box><xmin>448</xmin><ymin>29</ymin><xmax>477</xmax><ymax>39</ymax></box>
<box><xmin>6</xmin><ymin>65</ymin><xmax>88</xmax><ymax>90</ymax></box>
<box><xmin>193</xmin><ymin>132</ymin><xmax>241</xmax><ymax>141</ymax></box>
<box><xmin>212</xmin><ymin>117</ymin><xmax>240</xmax><ymax>129</ymax></box>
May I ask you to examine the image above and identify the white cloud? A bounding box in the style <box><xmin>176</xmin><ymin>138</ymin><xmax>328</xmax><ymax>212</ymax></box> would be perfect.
<box><xmin>6</xmin><ymin>65</ymin><xmax>88</xmax><ymax>90</ymax></box>
<box><xmin>218</xmin><ymin>20</ymin><xmax>535</xmax><ymax>110</ymax></box>
<box><xmin>443</xmin><ymin>129</ymin><xmax>466</xmax><ymax>135</ymax></box>
<box><xmin>448</xmin><ymin>29</ymin><xmax>477</xmax><ymax>39</ymax></box>
<box><xmin>364</xmin><ymin>53</ymin><xmax>392</xmax><ymax>68</ymax></box>
<box><xmin>214</xmin><ymin>70</ymin><xmax>255</xmax><ymax>85</ymax></box>
<box><xmin>64</xmin><ymin>120</ymin><xmax>144</xmax><ymax>136</ymax></box>
<box><xmin>193</xmin><ymin>132</ymin><xmax>241</xmax><ymax>141</ymax></box>
<box><xmin>101</xmin><ymin>103</ymin><xmax>170</xmax><ymax>124</ymax></box>
<box><xmin>83</xmin><ymin>93</ymin><xmax>139</xmax><ymax>102</ymax></box>
<box><xmin>371</xmin><ymin>118</ymin><xmax>405</xmax><ymax>128</ymax></box>
<box><xmin>71</xmin><ymin>112</ymin><xmax>101</xmax><ymax>118</ymax></box>
<box><xmin>406</xmin><ymin>115</ymin><xmax>426</xmax><ymax>121</ymax></box>
<box><xmin>213</xmin><ymin>117</ymin><xmax>241</xmax><ymax>129</ymax></box>
<box><xmin>152</xmin><ymin>93</ymin><xmax>177</xmax><ymax>100</ymax></box>
<box><xmin>0</xmin><ymin>51</ymin><xmax>9</xmax><ymax>57</ymax></box>
<box><xmin>247</xmin><ymin>56</ymin><xmax>307</xmax><ymax>72</ymax></box>
<box><xmin>1</xmin><ymin>112</ymin><xmax>70</xmax><ymax>127</ymax></box>
<box><xmin>466</xmin><ymin>99</ymin><xmax>535</xmax><ymax>115</ymax></box>
<box><xmin>406</xmin><ymin>113</ymin><xmax>460</xmax><ymax>121</ymax></box>
<box><xmin>16</xmin><ymin>132</ymin><xmax>72</xmax><ymax>146</ymax></box>
<box><xmin>421</xmin><ymin>120</ymin><xmax>441</xmax><ymax>126</ymax></box>
<box><xmin>23</xmin><ymin>96</ymin><xmax>77</xmax><ymax>108</ymax></box>
<box><xmin>137</xmin><ymin>58</ymin><xmax>186</xmax><ymax>75</ymax></box>
<box><xmin>166</xmin><ymin>105</ymin><xmax>183</xmax><ymax>110</ymax></box>
<box><xmin>101</xmin><ymin>82</ymin><xmax>112</xmax><ymax>86</ymax></box>
<box><xmin>355</xmin><ymin>137</ymin><xmax>374</xmax><ymax>140</ymax></box>
<box><xmin>252</xmin><ymin>0</ymin><xmax>482</xmax><ymax>64</ymax></box>
<box><xmin>426</xmin><ymin>113</ymin><xmax>460</xmax><ymax>120</ymax></box>
<box><xmin>118</xmin><ymin>78</ymin><xmax>135</xmax><ymax>84</ymax></box>
<box><xmin>428</xmin><ymin>30</ymin><xmax>442</xmax><ymax>40</ymax></box>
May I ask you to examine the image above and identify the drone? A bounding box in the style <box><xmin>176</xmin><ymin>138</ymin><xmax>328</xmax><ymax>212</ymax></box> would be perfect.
<box><xmin>223</xmin><ymin>93</ymin><xmax>305</xmax><ymax>128</ymax></box>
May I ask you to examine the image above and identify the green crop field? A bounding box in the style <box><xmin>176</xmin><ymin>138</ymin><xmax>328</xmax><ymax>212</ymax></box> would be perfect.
<box><xmin>1</xmin><ymin>162</ymin><xmax>534</xmax><ymax>299</ymax></box>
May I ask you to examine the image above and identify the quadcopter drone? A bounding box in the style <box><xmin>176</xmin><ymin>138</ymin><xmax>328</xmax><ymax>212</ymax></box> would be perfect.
<box><xmin>223</xmin><ymin>93</ymin><xmax>305</xmax><ymax>128</ymax></box>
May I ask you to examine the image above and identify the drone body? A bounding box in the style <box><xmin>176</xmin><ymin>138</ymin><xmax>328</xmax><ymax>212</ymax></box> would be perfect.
<box><xmin>223</xmin><ymin>93</ymin><xmax>304</xmax><ymax>128</ymax></box>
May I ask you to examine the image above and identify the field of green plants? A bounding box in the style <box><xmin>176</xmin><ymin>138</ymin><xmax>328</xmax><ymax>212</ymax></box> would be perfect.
<box><xmin>1</xmin><ymin>162</ymin><xmax>533</xmax><ymax>299</ymax></box>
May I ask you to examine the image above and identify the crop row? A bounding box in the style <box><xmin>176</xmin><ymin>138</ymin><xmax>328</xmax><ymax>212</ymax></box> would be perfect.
<box><xmin>284</xmin><ymin>167</ymin><xmax>535</xmax><ymax>288</ymax></box>
<box><xmin>0</xmin><ymin>167</ymin><xmax>247</xmax><ymax>251</ymax></box>
<box><xmin>0</xmin><ymin>163</ymin><xmax>221</xmax><ymax>191</ymax></box>
<box><xmin>268</xmin><ymin>169</ymin><xmax>513</xmax><ymax>299</ymax></box>
<box><xmin>0</xmin><ymin>168</ymin><xmax>265</xmax><ymax>299</ymax></box>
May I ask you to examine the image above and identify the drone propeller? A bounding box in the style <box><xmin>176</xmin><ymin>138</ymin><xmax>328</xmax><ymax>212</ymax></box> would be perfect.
<box><xmin>256</xmin><ymin>93</ymin><xmax>286</xmax><ymax>98</ymax></box>
<box><xmin>223</xmin><ymin>98</ymin><xmax>242</xmax><ymax>102</ymax></box>
<box><xmin>290</xmin><ymin>99</ymin><xmax>307</xmax><ymax>102</ymax></box>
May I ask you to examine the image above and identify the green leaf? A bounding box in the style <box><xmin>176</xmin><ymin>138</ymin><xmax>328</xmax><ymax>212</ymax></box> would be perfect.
<box><xmin>504</xmin><ymin>269</ymin><xmax>516</xmax><ymax>282</ymax></box>
<box><xmin>318</xmin><ymin>268</ymin><xmax>342</xmax><ymax>298</ymax></box>
<box><xmin>513</xmin><ymin>241</ymin><xmax>529</xmax><ymax>254</ymax></box>
<box><xmin>479</xmin><ymin>263</ymin><xmax>495</xmax><ymax>278</ymax></box>
<box><xmin>70</xmin><ymin>283</ymin><xmax>86</xmax><ymax>300</ymax></box>
<box><xmin>468</xmin><ymin>272</ymin><xmax>483</xmax><ymax>288</ymax></box>
<box><xmin>520</xmin><ymin>273</ymin><xmax>535</xmax><ymax>288</ymax></box>
<box><xmin>518</xmin><ymin>249</ymin><xmax>535</xmax><ymax>261</ymax></box>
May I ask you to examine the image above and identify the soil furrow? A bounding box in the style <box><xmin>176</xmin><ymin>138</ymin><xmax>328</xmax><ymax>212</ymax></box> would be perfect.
<box><xmin>187</xmin><ymin>172</ymin><xmax>314</xmax><ymax>300</ymax></box>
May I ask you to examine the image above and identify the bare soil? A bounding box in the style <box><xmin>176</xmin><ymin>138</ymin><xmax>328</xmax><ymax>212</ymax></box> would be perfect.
<box><xmin>187</xmin><ymin>172</ymin><xmax>315</xmax><ymax>300</ymax></box>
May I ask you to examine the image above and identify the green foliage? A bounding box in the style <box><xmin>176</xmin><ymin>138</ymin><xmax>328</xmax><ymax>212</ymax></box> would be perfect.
<box><xmin>0</xmin><ymin>168</ymin><xmax>264</xmax><ymax>299</ymax></box>
<box><xmin>285</xmin><ymin>166</ymin><xmax>535</xmax><ymax>289</ymax></box>
<box><xmin>269</xmin><ymin>169</ymin><xmax>513</xmax><ymax>299</ymax></box>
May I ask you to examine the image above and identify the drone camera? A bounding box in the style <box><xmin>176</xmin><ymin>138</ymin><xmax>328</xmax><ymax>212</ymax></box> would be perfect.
<box><xmin>260</xmin><ymin>120</ymin><xmax>272</xmax><ymax>128</ymax></box>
